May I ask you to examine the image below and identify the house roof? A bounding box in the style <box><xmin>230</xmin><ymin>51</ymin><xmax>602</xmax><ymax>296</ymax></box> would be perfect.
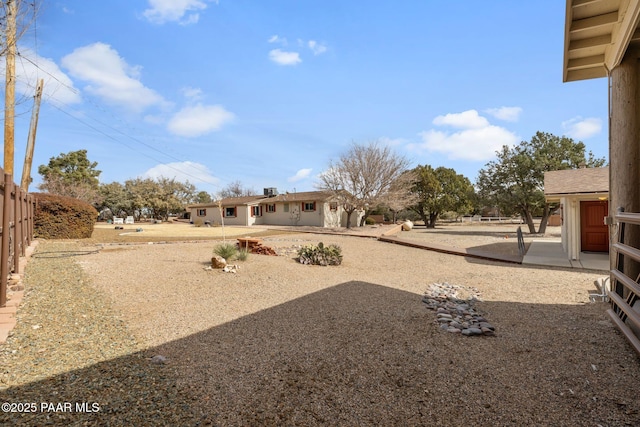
<box><xmin>544</xmin><ymin>166</ymin><xmax>609</xmax><ymax>196</ymax></box>
<box><xmin>563</xmin><ymin>0</ymin><xmax>640</xmax><ymax>82</ymax></box>
<box><xmin>188</xmin><ymin>195</ymin><xmax>266</xmax><ymax>209</ymax></box>
<box><xmin>188</xmin><ymin>191</ymin><xmax>336</xmax><ymax>209</ymax></box>
<box><xmin>259</xmin><ymin>190</ymin><xmax>333</xmax><ymax>203</ymax></box>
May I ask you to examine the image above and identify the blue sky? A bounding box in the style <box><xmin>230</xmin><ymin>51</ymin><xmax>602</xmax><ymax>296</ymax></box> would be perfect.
<box><xmin>6</xmin><ymin>0</ymin><xmax>608</xmax><ymax>196</ymax></box>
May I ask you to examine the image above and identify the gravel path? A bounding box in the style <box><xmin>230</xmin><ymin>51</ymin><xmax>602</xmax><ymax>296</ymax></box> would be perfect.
<box><xmin>1</xmin><ymin>231</ymin><xmax>640</xmax><ymax>425</ymax></box>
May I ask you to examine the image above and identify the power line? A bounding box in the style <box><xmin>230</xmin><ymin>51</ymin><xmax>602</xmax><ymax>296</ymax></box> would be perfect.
<box><xmin>10</xmin><ymin>53</ymin><xmax>222</xmax><ymax>189</ymax></box>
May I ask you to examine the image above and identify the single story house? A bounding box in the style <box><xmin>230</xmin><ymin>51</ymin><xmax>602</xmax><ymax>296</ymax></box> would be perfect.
<box><xmin>544</xmin><ymin>167</ymin><xmax>609</xmax><ymax>261</ymax></box>
<box><xmin>188</xmin><ymin>190</ymin><xmax>363</xmax><ymax>228</ymax></box>
<box><xmin>190</xmin><ymin>195</ymin><xmax>266</xmax><ymax>227</ymax></box>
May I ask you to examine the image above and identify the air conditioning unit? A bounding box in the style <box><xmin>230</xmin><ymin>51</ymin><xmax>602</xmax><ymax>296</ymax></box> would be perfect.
<box><xmin>264</xmin><ymin>187</ymin><xmax>278</xmax><ymax>197</ymax></box>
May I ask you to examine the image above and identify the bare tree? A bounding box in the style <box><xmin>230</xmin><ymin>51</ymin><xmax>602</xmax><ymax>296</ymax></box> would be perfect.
<box><xmin>317</xmin><ymin>140</ymin><xmax>411</xmax><ymax>228</ymax></box>
<box><xmin>383</xmin><ymin>170</ymin><xmax>419</xmax><ymax>223</ymax></box>
<box><xmin>218</xmin><ymin>180</ymin><xmax>256</xmax><ymax>198</ymax></box>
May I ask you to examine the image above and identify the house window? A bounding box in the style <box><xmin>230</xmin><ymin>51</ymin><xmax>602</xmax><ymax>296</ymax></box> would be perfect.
<box><xmin>266</xmin><ymin>204</ymin><xmax>276</xmax><ymax>213</ymax></box>
<box><xmin>329</xmin><ymin>202</ymin><xmax>338</xmax><ymax>211</ymax></box>
<box><xmin>302</xmin><ymin>202</ymin><xmax>316</xmax><ymax>212</ymax></box>
<box><xmin>225</xmin><ymin>207</ymin><xmax>236</xmax><ymax>217</ymax></box>
<box><xmin>251</xmin><ymin>206</ymin><xmax>262</xmax><ymax>217</ymax></box>
<box><xmin>197</xmin><ymin>208</ymin><xmax>207</xmax><ymax>216</ymax></box>
<box><xmin>284</xmin><ymin>203</ymin><xmax>289</xmax><ymax>213</ymax></box>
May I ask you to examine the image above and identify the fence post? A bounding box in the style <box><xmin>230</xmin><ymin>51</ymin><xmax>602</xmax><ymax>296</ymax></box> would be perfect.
<box><xmin>0</xmin><ymin>173</ymin><xmax>12</xmax><ymax>308</ymax></box>
<box><xmin>13</xmin><ymin>186</ymin><xmax>21</xmax><ymax>274</ymax></box>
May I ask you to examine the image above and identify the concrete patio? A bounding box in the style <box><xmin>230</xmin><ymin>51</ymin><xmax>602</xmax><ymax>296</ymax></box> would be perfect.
<box><xmin>522</xmin><ymin>238</ymin><xmax>609</xmax><ymax>271</ymax></box>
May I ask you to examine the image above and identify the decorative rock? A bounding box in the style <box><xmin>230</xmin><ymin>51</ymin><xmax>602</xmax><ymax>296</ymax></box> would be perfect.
<box><xmin>211</xmin><ymin>255</ymin><xmax>227</xmax><ymax>269</ymax></box>
<box><xmin>422</xmin><ymin>282</ymin><xmax>496</xmax><ymax>337</ymax></box>
<box><xmin>402</xmin><ymin>220</ymin><xmax>413</xmax><ymax>231</ymax></box>
<box><xmin>222</xmin><ymin>264</ymin><xmax>239</xmax><ymax>273</ymax></box>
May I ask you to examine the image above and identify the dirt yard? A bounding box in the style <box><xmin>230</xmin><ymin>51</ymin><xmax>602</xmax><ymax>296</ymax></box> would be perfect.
<box><xmin>1</xmin><ymin>222</ymin><xmax>639</xmax><ymax>426</ymax></box>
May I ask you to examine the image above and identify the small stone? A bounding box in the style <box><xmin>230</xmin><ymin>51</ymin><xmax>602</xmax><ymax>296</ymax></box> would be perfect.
<box><xmin>479</xmin><ymin>322</ymin><xmax>495</xmax><ymax>330</ymax></box>
<box><xmin>447</xmin><ymin>327</ymin><xmax>461</xmax><ymax>333</ymax></box>
<box><xmin>481</xmin><ymin>328</ymin><xmax>495</xmax><ymax>336</ymax></box>
<box><xmin>468</xmin><ymin>327</ymin><xmax>483</xmax><ymax>335</ymax></box>
<box><xmin>151</xmin><ymin>355</ymin><xmax>167</xmax><ymax>364</ymax></box>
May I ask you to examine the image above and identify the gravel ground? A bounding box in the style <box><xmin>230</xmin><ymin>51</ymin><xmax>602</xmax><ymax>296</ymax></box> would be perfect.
<box><xmin>1</xmin><ymin>228</ymin><xmax>640</xmax><ymax>426</ymax></box>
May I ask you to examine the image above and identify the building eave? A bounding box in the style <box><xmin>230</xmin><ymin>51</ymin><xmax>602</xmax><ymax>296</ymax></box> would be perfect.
<box><xmin>564</xmin><ymin>0</ymin><xmax>640</xmax><ymax>82</ymax></box>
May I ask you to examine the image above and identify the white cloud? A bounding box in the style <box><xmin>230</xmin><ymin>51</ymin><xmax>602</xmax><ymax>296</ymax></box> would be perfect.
<box><xmin>288</xmin><ymin>168</ymin><xmax>312</xmax><ymax>183</ymax></box>
<box><xmin>181</xmin><ymin>86</ymin><xmax>203</xmax><ymax>101</ymax></box>
<box><xmin>485</xmin><ymin>106</ymin><xmax>522</xmax><ymax>122</ymax></box>
<box><xmin>167</xmin><ymin>103</ymin><xmax>234</xmax><ymax>137</ymax></box>
<box><xmin>143</xmin><ymin>161</ymin><xmax>219</xmax><ymax>186</ymax></box>
<box><xmin>143</xmin><ymin>0</ymin><xmax>216</xmax><ymax>25</ymax></box>
<box><xmin>268</xmin><ymin>35</ymin><xmax>287</xmax><ymax>45</ymax></box>
<box><xmin>562</xmin><ymin>116</ymin><xmax>602</xmax><ymax>139</ymax></box>
<box><xmin>268</xmin><ymin>49</ymin><xmax>302</xmax><ymax>66</ymax></box>
<box><xmin>9</xmin><ymin>47</ymin><xmax>81</xmax><ymax>105</ymax></box>
<box><xmin>308</xmin><ymin>40</ymin><xmax>327</xmax><ymax>55</ymax></box>
<box><xmin>61</xmin><ymin>42</ymin><xmax>167</xmax><ymax>112</ymax></box>
<box><xmin>432</xmin><ymin>110</ymin><xmax>489</xmax><ymax>129</ymax></box>
<box><xmin>408</xmin><ymin>110</ymin><xmax>519</xmax><ymax>161</ymax></box>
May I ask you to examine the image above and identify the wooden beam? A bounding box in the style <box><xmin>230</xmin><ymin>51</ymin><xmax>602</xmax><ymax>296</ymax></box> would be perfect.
<box><xmin>566</xmin><ymin>66</ymin><xmax>607</xmax><ymax>81</ymax></box>
<box><xmin>568</xmin><ymin>54</ymin><xmax>606</xmax><ymax>69</ymax></box>
<box><xmin>605</xmin><ymin>0</ymin><xmax>640</xmax><ymax>71</ymax></box>
<box><xmin>571</xmin><ymin>11</ymin><xmax>618</xmax><ymax>32</ymax></box>
<box><xmin>572</xmin><ymin>0</ymin><xmax>603</xmax><ymax>7</ymax></box>
<box><xmin>569</xmin><ymin>34</ymin><xmax>611</xmax><ymax>51</ymax></box>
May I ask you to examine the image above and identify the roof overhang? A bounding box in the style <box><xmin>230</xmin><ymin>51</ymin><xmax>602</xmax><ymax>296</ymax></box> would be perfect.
<box><xmin>545</xmin><ymin>191</ymin><xmax>609</xmax><ymax>202</ymax></box>
<box><xmin>564</xmin><ymin>0</ymin><xmax>640</xmax><ymax>82</ymax></box>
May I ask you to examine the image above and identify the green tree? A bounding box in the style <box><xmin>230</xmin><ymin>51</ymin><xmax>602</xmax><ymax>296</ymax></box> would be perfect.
<box><xmin>194</xmin><ymin>191</ymin><xmax>212</xmax><ymax>204</ymax></box>
<box><xmin>37</xmin><ymin>150</ymin><xmax>102</xmax><ymax>204</ymax></box>
<box><xmin>317</xmin><ymin>140</ymin><xmax>411</xmax><ymax>228</ymax></box>
<box><xmin>98</xmin><ymin>182</ymin><xmax>128</xmax><ymax>219</ymax></box>
<box><xmin>409</xmin><ymin>165</ymin><xmax>475</xmax><ymax>228</ymax></box>
<box><xmin>124</xmin><ymin>177</ymin><xmax>196</xmax><ymax>220</ymax></box>
<box><xmin>476</xmin><ymin>131</ymin><xmax>606</xmax><ymax>234</ymax></box>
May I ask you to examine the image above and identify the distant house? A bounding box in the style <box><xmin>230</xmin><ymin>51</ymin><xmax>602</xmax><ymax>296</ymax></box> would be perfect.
<box><xmin>188</xmin><ymin>189</ymin><xmax>363</xmax><ymax>228</ymax></box>
<box><xmin>544</xmin><ymin>167</ymin><xmax>609</xmax><ymax>261</ymax></box>
<box><xmin>190</xmin><ymin>195</ymin><xmax>266</xmax><ymax>227</ymax></box>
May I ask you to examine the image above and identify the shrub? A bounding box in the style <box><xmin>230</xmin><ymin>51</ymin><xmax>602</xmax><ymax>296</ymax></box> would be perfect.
<box><xmin>297</xmin><ymin>242</ymin><xmax>342</xmax><ymax>266</ymax></box>
<box><xmin>236</xmin><ymin>248</ymin><xmax>249</xmax><ymax>261</ymax></box>
<box><xmin>213</xmin><ymin>242</ymin><xmax>237</xmax><ymax>260</ymax></box>
<box><xmin>365</xmin><ymin>217</ymin><xmax>376</xmax><ymax>225</ymax></box>
<box><xmin>33</xmin><ymin>193</ymin><xmax>98</xmax><ymax>239</ymax></box>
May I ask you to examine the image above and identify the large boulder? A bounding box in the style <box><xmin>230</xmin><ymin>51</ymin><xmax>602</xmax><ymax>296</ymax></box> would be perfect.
<box><xmin>402</xmin><ymin>220</ymin><xmax>413</xmax><ymax>231</ymax></box>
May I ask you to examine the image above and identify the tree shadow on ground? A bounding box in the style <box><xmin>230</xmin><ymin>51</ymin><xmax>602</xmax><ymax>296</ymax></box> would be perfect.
<box><xmin>1</xmin><ymin>281</ymin><xmax>639</xmax><ymax>426</ymax></box>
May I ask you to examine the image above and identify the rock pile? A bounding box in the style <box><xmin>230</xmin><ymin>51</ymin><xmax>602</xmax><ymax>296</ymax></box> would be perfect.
<box><xmin>249</xmin><ymin>244</ymin><xmax>277</xmax><ymax>256</ymax></box>
<box><xmin>422</xmin><ymin>282</ymin><xmax>496</xmax><ymax>337</ymax></box>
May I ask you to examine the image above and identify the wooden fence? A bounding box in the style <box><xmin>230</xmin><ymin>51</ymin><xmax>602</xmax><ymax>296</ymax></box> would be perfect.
<box><xmin>0</xmin><ymin>170</ymin><xmax>35</xmax><ymax>308</ymax></box>
<box><xmin>608</xmin><ymin>208</ymin><xmax>640</xmax><ymax>355</ymax></box>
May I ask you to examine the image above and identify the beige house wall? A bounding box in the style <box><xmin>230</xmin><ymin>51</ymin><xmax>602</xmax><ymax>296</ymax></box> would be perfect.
<box><xmin>190</xmin><ymin>197</ymin><xmax>365</xmax><ymax>228</ymax></box>
<box><xmin>553</xmin><ymin>193</ymin><xmax>608</xmax><ymax>261</ymax></box>
<box><xmin>191</xmin><ymin>204</ymin><xmax>256</xmax><ymax>226</ymax></box>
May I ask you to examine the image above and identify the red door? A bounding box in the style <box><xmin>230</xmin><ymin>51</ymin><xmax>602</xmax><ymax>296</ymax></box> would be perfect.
<box><xmin>580</xmin><ymin>200</ymin><xmax>609</xmax><ymax>252</ymax></box>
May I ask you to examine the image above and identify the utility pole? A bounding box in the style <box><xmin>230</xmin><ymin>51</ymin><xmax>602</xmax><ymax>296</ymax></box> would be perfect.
<box><xmin>3</xmin><ymin>0</ymin><xmax>17</xmax><ymax>176</ymax></box>
<box><xmin>21</xmin><ymin>78</ymin><xmax>43</xmax><ymax>191</ymax></box>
